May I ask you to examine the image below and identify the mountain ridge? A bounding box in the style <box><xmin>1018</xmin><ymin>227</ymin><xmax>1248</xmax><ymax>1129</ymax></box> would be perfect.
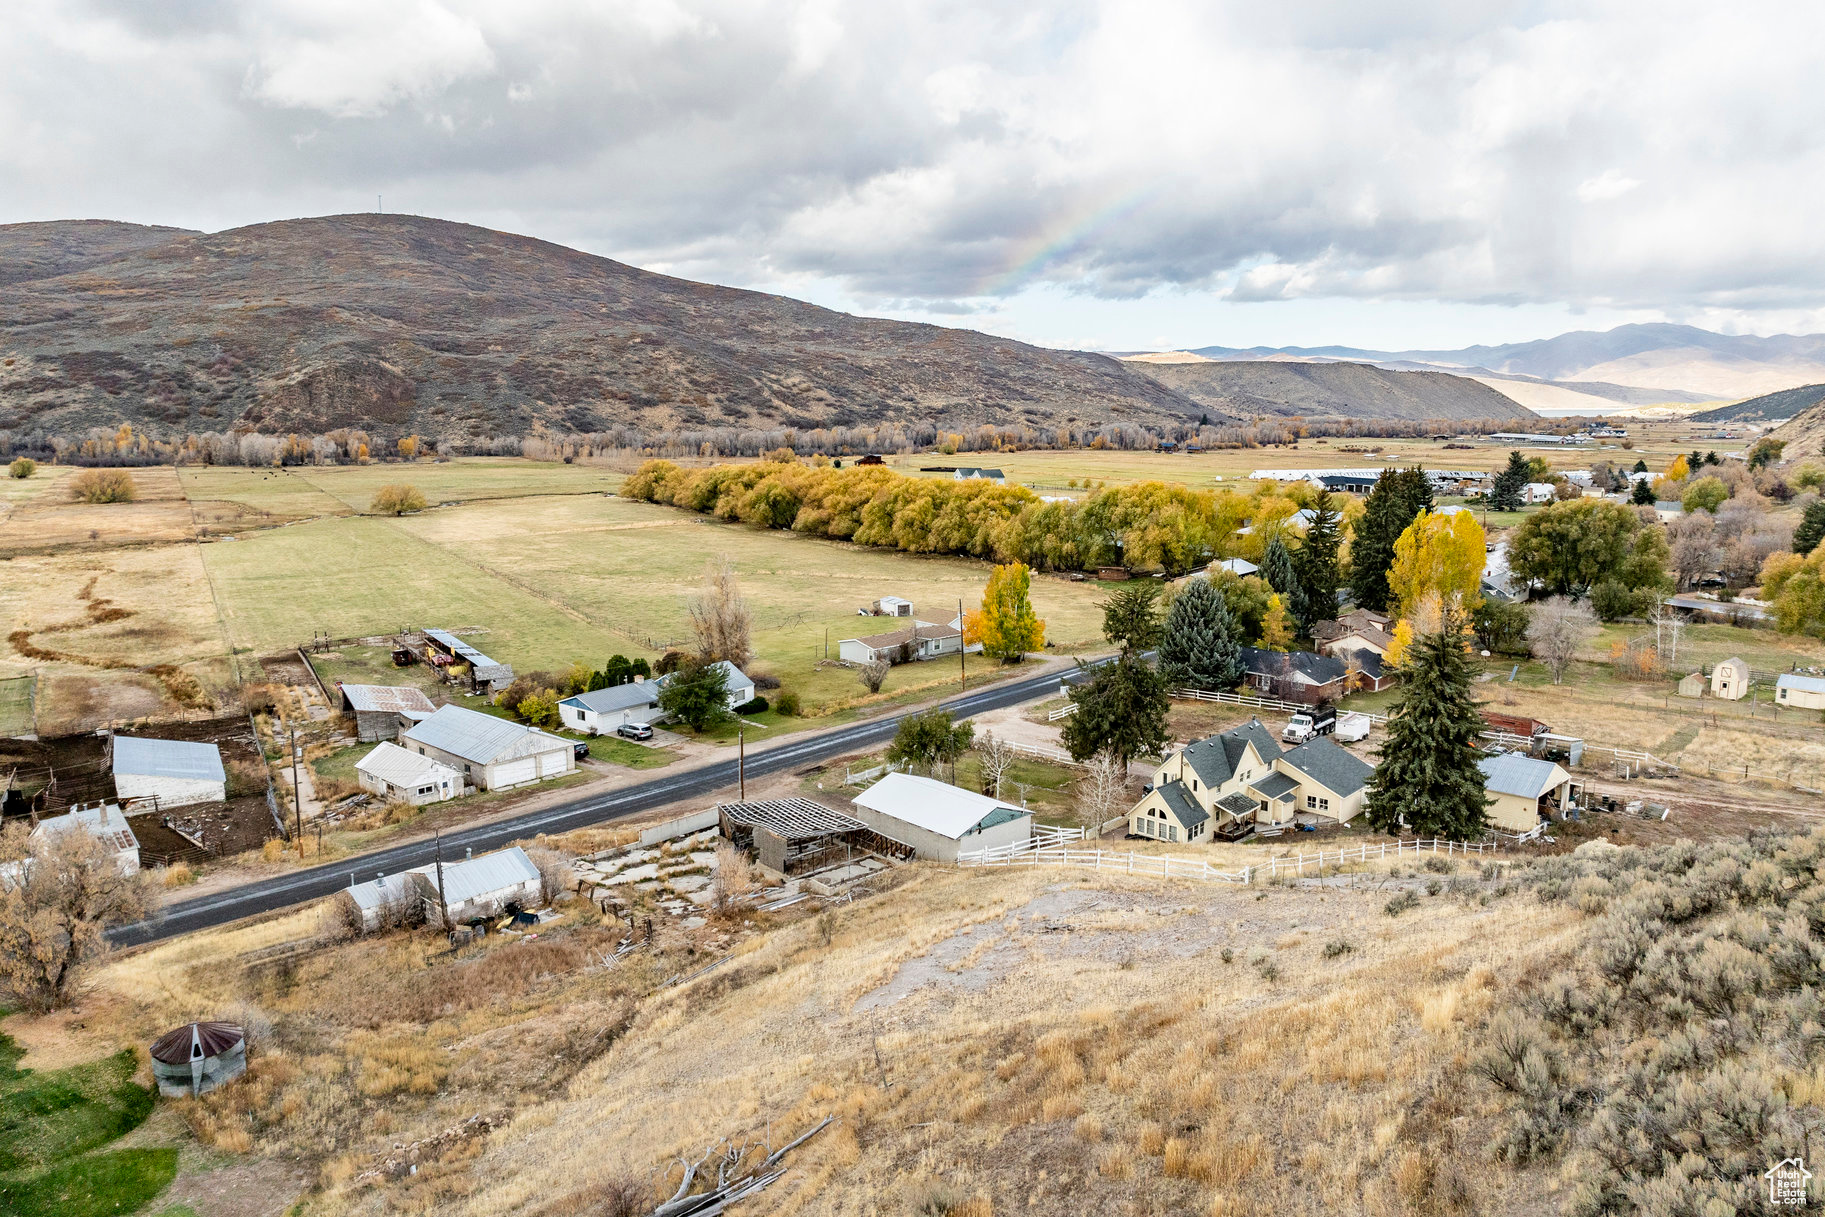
<box><xmin>1134</xmin><ymin>359</ymin><xmax>1531</xmax><ymax>421</ymax></box>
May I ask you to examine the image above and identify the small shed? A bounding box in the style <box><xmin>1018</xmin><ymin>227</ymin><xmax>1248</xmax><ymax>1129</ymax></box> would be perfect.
<box><xmin>1711</xmin><ymin>656</ymin><xmax>1751</xmax><ymax>701</ymax></box>
<box><xmin>357</xmin><ymin>742</ymin><xmax>461</xmax><ymax>805</ymax></box>
<box><xmin>1676</xmin><ymin>672</ymin><xmax>1706</xmax><ymax>698</ymax></box>
<box><xmin>112</xmin><ymin>736</ymin><xmax>226</xmax><ymax>809</ymax></box>
<box><xmin>339</xmin><ymin>684</ymin><xmax>438</xmax><ymax>742</ymax></box>
<box><xmin>150</xmin><ymin>1021</ymin><xmax>247</xmax><ymax>1097</ymax></box>
<box><xmin>872</xmin><ymin>596</ymin><xmax>914</xmax><ymax>618</ymax></box>
<box><xmin>1777</xmin><ymin>673</ymin><xmax>1825</xmax><ymax>710</ymax></box>
<box><xmin>1479</xmin><ymin>753</ymin><xmax>1579</xmax><ymax>833</ymax></box>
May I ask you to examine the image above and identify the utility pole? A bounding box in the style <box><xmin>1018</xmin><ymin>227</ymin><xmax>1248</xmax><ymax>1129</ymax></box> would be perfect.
<box><xmin>958</xmin><ymin>597</ymin><xmax>967</xmax><ymax>691</ymax></box>
<box><xmin>289</xmin><ymin>721</ymin><xmax>302</xmax><ymax>857</ymax></box>
<box><xmin>738</xmin><ymin>724</ymin><xmax>746</xmax><ymax>801</ymax></box>
<box><xmin>433</xmin><ymin>830</ymin><xmax>449</xmax><ymax>931</ymax></box>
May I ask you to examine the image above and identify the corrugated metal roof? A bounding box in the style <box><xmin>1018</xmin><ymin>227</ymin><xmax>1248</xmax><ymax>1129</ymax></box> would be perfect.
<box><xmin>345</xmin><ymin>872</ymin><xmax>415</xmax><ymax>913</ymax></box>
<box><xmin>560</xmin><ymin>683</ymin><xmax>661</xmax><ymax>714</ymax></box>
<box><xmin>423</xmin><ymin>629</ymin><xmax>513</xmax><ymax>678</ymax></box>
<box><xmin>853</xmin><ymin>771</ymin><xmax>1026</xmax><ymax>839</ymax></box>
<box><xmin>340</xmin><ymin>684</ymin><xmax>437</xmax><ymax>715</ymax></box>
<box><xmin>428</xmin><ymin>845</ymin><xmax>540</xmax><ymax>905</ymax></box>
<box><xmin>356</xmin><ymin>741</ymin><xmax>459</xmax><ymax>788</ymax></box>
<box><xmin>1779</xmin><ymin>673</ymin><xmax>1825</xmax><ymax>693</ymax></box>
<box><xmin>150</xmin><ymin>1021</ymin><xmax>244</xmax><ymax>1064</ymax></box>
<box><xmin>401</xmin><ymin>705</ymin><xmax>567</xmax><ymax>764</ymax></box>
<box><xmin>113</xmin><ymin>736</ymin><xmax>225</xmax><ymax>783</ymax></box>
<box><xmin>35</xmin><ymin>803</ymin><xmax>138</xmax><ymax>854</ymax></box>
<box><xmin>1478</xmin><ymin>753</ymin><xmax>1568</xmax><ymax>799</ymax></box>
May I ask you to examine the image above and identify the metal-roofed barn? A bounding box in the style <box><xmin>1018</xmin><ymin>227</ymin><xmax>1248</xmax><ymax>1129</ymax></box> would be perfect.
<box><xmin>423</xmin><ymin>629</ymin><xmax>515</xmax><ymax>692</ymax></box>
<box><xmin>399</xmin><ymin>704</ymin><xmax>574</xmax><ymax>791</ymax></box>
<box><xmin>1777</xmin><ymin>672</ymin><xmax>1825</xmax><ymax>710</ymax></box>
<box><xmin>150</xmin><ymin>1021</ymin><xmax>246</xmax><ymax>1097</ymax></box>
<box><xmin>338</xmin><ymin>684</ymin><xmax>438</xmax><ymax>742</ymax></box>
<box><xmin>112</xmin><ymin>736</ymin><xmax>226</xmax><ymax>809</ymax></box>
<box><xmin>850</xmin><ymin>772</ymin><xmax>1031</xmax><ymax>862</ymax></box>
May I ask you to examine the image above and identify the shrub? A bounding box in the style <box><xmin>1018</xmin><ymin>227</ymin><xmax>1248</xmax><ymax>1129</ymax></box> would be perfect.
<box><xmin>1322</xmin><ymin>938</ymin><xmax>1355</xmax><ymax>959</ymax></box>
<box><xmin>1422</xmin><ymin>855</ymin><xmax>1455</xmax><ymax>874</ymax></box>
<box><xmin>734</xmin><ymin>696</ymin><xmax>769</xmax><ymax>715</ymax></box>
<box><xmin>750</xmin><ymin>673</ymin><xmax>782</xmax><ymax>690</ymax></box>
<box><xmin>775</xmin><ymin>690</ymin><xmax>801</xmax><ymax>716</ymax></box>
<box><xmin>370</xmin><ymin>484</ymin><xmax>426</xmax><ymax>515</ymax></box>
<box><xmin>68</xmin><ymin>468</ymin><xmax>135</xmax><ymax>503</ymax></box>
<box><xmin>1385</xmin><ymin>891</ymin><xmax>1420</xmax><ymax>916</ymax></box>
<box><xmin>8</xmin><ymin>458</ymin><xmax>34</xmax><ymax>479</ymax></box>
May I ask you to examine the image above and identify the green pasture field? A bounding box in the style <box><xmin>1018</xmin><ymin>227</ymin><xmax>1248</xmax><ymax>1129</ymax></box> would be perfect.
<box><xmin>179</xmin><ymin>467</ymin><xmax>352</xmax><ymax>523</ymax></box>
<box><xmin>295</xmin><ymin>458</ymin><xmax>619</xmax><ymax>512</ymax></box>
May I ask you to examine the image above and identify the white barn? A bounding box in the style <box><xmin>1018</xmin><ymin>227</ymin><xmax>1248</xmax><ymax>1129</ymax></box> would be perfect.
<box><xmin>357</xmin><ymin>742</ymin><xmax>462</xmax><ymax>806</ymax></box>
<box><xmin>112</xmin><ymin>736</ymin><xmax>226</xmax><ymax>809</ymax></box>
<box><xmin>849</xmin><ymin>771</ymin><xmax>1031</xmax><ymax>863</ymax></box>
<box><xmin>399</xmin><ymin>705</ymin><xmax>574</xmax><ymax>791</ymax></box>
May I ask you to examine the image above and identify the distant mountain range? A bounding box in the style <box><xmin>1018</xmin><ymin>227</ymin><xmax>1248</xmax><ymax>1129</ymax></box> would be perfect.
<box><xmin>1138</xmin><ymin>323</ymin><xmax>1825</xmax><ymax>411</ymax></box>
<box><xmin>1136</xmin><ymin>360</ymin><xmax>1530</xmax><ymax>422</ymax></box>
<box><xmin>1693</xmin><ymin>383</ymin><xmax>1825</xmax><ymax>423</ymax></box>
<box><xmin>0</xmin><ymin>216</ymin><xmax>1206</xmax><ymax>439</ymax></box>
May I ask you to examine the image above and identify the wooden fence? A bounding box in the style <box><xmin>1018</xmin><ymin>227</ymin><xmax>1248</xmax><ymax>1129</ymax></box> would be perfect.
<box><xmin>958</xmin><ymin>834</ymin><xmax>1514</xmax><ymax>884</ymax></box>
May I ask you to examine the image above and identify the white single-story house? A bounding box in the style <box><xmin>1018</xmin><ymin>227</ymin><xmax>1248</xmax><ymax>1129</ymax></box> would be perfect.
<box><xmin>685</xmin><ymin>660</ymin><xmax>757</xmax><ymax>709</ymax></box>
<box><xmin>849</xmin><ymin>771</ymin><xmax>1031</xmax><ymax>863</ymax></box>
<box><xmin>953</xmin><ymin>468</ymin><xmax>1007</xmax><ymax>484</ymax></box>
<box><xmin>1479</xmin><ymin>753</ymin><xmax>1578</xmax><ymax>833</ymax></box>
<box><xmin>1777</xmin><ymin>673</ymin><xmax>1825</xmax><ymax>710</ymax></box>
<box><xmin>33</xmin><ymin>803</ymin><xmax>140</xmax><ymax>875</ymax></box>
<box><xmin>1131</xmin><ymin>719</ymin><xmax>1376</xmax><ymax>842</ymax></box>
<box><xmin>340</xmin><ymin>845</ymin><xmax>543</xmax><ymax>931</ymax></box>
<box><xmin>112</xmin><ymin>736</ymin><xmax>226</xmax><ymax>809</ymax></box>
<box><xmin>839</xmin><ymin>621</ymin><xmax>965</xmax><ymax>665</ymax></box>
<box><xmin>399</xmin><ymin>705</ymin><xmax>574</xmax><ymax>791</ymax></box>
<box><xmin>338</xmin><ymin>684</ymin><xmax>438</xmax><ymax>742</ymax></box>
<box><xmin>357</xmin><ymin>741</ymin><xmax>462</xmax><ymax>806</ymax></box>
<box><xmin>1712</xmin><ymin>656</ymin><xmax>1751</xmax><ymax>701</ymax></box>
<box><xmin>1521</xmin><ymin>482</ymin><xmax>1558</xmax><ymax>504</ymax></box>
<box><xmin>1214</xmin><ymin>557</ymin><xmax>1259</xmax><ymax>577</ymax></box>
<box><xmin>558</xmin><ymin>680</ymin><xmax>662</xmax><ymax>733</ymax></box>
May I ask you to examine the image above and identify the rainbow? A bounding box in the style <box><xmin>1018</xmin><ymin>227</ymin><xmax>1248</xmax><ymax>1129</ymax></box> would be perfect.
<box><xmin>976</xmin><ymin>186</ymin><xmax>1158</xmax><ymax>296</ymax></box>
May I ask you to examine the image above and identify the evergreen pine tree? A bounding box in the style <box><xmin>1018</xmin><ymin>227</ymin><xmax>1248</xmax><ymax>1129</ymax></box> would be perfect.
<box><xmin>1630</xmin><ymin>478</ymin><xmax>1655</xmax><ymax>505</ymax></box>
<box><xmin>1489</xmin><ymin>451</ymin><xmax>1529</xmax><ymax>512</ymax></box>
<box><xmin>1060</xmin><ymin>653</ymin><xmax>1170</xmax><ymax>767</ymax></box>
<box><xmin>1291</xmin><ymin>490</ymin><xmax>1342</xmax><ymax>633</ymax></box>
<box><xmin>1361</xmin><ymin>618</ymin><xmax>1491</xmax><ymax>840</ymax></box>
<box><xmin>1632</xmin><ymin>458</ymin><xmax>1649</xmax><ymax>473</ymax></box>
<box><xmin>1349</xmin><ymin>467</ymin><xmax>1435</xmax><ymax>612</ymax></box>
<box><xmin>1260</xmin><ymin>535</ymin><xmax>1296</xmax><ymax>596</ymax></box>
<box><xmin>1796</xmin><ymin>499</ymin><xmax>1825</xmax><ymax>556</ymax></box>
<box><xmin>1158</xmin><ymin>578</ymin><xmax>1243</xmax><ymax>691</ymax></box>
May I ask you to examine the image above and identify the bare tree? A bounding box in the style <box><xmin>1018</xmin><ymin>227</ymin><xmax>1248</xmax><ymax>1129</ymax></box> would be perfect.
<box><xmin>689</xmin><ymin>556</ymin><xmax>753</xmax><ymax>669</ymax></box>
<box><xmin>525</xmin><ymin>847</ymin><xmax>573</xmax><ymax>904</ymax></box>
<box><xmin>858</xmin><ymin>656</ymin><xmax>891</xmax><ymax>694</ymax></box>
<box><xmin>1526</xmin><ymin>596</ymin><xmax>1598</xmax><ymax>685</ymax></box>
<box><xmin>0</xmin><ymin>823</ymin><xmax>154</xmax><ymax>1012</ymax></box>
<box><xmin>1077</xmin><ymin>751</ymin><xmax>1131</xmax><ymax>832</ymax></box>
<box><xmin>1666</xmin><ymin>512</ymin><xmax>1719</xmax><ymax>590</ymax></box>
<box><xmin>975</xmin><ymin>731</ymin><xmax>1018</xmax><ymax>797</ymax></box>
<box><xmin>711</xmin><ymin>840</ymin><xmax>757</xmax><ymax>914</ymax></box>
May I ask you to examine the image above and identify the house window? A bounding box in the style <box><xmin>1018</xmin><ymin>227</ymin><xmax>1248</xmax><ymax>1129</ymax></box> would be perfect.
<box><xmin>1168</xmin><ymin>825</ymin><xmax>1178</xmax><ymax>842</ymax></box>
<box><xmin>1306</xmin><ymin>795</ymin><xmax>1330</xmax><ymax>812</ymax></box>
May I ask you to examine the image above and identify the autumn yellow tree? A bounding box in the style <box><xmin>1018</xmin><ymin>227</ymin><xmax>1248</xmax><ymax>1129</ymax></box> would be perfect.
<box><xmin>1259</xmin><ymin>593</ymin><xmax>1294</xmax><ymax>651</ymax></box>
<box><xmin>1388</xmin><ymin>509</ymin><xmax>1487</xmax><ymax>620</ymax></box>
<box><xmin>964</xmin><ymin>562</ymin><xmax>1045</xmax><ymax>663</ymax></box>
<box><xmin>371</xmin><ymin>484</ymin><xmax>427</xmax><ymax>515</ymax></box>
<box><xmin>1384</xmin><ymin>617</ymin><xmax>1416</xmax><ymax>668</ymax></box>
<box><xmin>397</xmin><ymin>434</ymin><xmax>420</xmax><ymax>459</ymax></box>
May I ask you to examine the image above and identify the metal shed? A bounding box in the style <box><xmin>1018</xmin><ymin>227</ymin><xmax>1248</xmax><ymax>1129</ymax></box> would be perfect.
<box><xmin>338</xmin><ymin>684</ymin><xmax>438</xmax><ymax>742</ymax></box>
<box><xmin>423</xmin><ymin>629</ymin><xmax>515</xmax><ymax>691</ymax></box>
<box><xmin>150</xmin><ymin>1021</ymin><xmax>247</xmax><ymax>1097</ymax></box>
<box><xmin>399</xmin><ymin>705</ymin><xmax>573</xmax><ymax>791</ymax></box>
<box><xmin>112</xmin><ymin>736</ymin><xmax>226</xmax><ymax>809</ymax></box>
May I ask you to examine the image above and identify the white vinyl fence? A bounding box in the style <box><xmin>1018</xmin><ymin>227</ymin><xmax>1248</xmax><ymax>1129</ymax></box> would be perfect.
<box><xmin>959</xmin><ymin>834</ymin><xmax>1513</xmax><ymax>885</ymax></box>
<box><xmin>1170</xmin><ymin>688</ymin><xmax>1389</xmax><ymax>725</ymax></box>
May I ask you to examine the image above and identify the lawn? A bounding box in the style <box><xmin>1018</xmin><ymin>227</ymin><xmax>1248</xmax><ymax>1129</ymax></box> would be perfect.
<box><xmin>0</xmin><ymin>1031</ymin><xmax>172</xmax><ymax>1217</ymax></box>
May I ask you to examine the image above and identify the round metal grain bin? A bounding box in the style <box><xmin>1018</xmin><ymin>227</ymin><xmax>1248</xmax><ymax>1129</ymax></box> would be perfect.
<box><xmin>150</xmin><ymin>1021</ymin><xmax>247</xmax><ymax>1098</ymax></box>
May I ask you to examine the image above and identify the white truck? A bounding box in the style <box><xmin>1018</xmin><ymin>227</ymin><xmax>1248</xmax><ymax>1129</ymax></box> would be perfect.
<box><xmin>1283</xmin><ymin>707</ymin><xmax>1372</xmax><ymax>744</ymax></box>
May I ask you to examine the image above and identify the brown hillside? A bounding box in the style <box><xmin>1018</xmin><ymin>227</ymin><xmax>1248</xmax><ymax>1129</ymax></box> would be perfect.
<box><xmin>1768</xmin><ymin>399</ymin><xmax>1825</xmax><ymax>460</ymax></box>
<box><xmin>0</xmin><ymin>214</ymin><xmax>1206</xmax><ymax>440</ymax></box>
<box><xmin>1138</xmin><ymin>358</ymin><xmax>1532</xmax><ymax>421</ymax></box>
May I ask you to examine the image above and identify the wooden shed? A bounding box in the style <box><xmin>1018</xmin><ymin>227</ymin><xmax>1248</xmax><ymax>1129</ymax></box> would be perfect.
<box><xmin>1676</xmin><ymin>672</ymin><xmax>1705</xmax><ymax>698</ymax></box>
<box><xmin>338</xmin><ymin>684</ymin><xmax>438</xmax><ymax>742</ymax></box>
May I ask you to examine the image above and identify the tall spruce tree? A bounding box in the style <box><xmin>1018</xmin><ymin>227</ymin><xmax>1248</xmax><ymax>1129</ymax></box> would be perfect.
<box><xmin>1061</xmin><ymin>653</ymin><xmax>1170</xmax><ymax>767</ymax></box>
<box><xmin>1349</xmin><ymin>468</ymin><xmax>1435</xmax><ymax>613</ymax></box>
<box><xmin>1797</xmin><ymin>498</ymin><xmax>1825</xmax><ymax>556</ymax></box>
<box><xmin>1260</xmin><ymin>535</ymin><xmax>1296</xmax><ymax>597</ymax></box>
<box><xmin>1489</xmin><ymin>451</ymin><xmax>1530</xmax><ymax>512</ymax></box>
<box><xmin>1361</xmin><ymin>618</ymin><xmax>1491</xmax><ymax>840</ymax></box>
<box><xmin>1158</xmin><ymin>578</ymin><xmax>1243</xmax><ymax>691</ymax></box>
<box><xmin>1101</xmin><ymin>582</ymin><xmax>1163</xmax><ymax>651</ymax></box>
<box><xmin>1291</xmin><ymin>490</ymin><xmax>1342</xmax><ymax>634</ymax></box>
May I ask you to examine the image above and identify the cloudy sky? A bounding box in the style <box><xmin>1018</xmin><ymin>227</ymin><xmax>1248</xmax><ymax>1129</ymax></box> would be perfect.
<box><xmin>5</xmin><ymin>0</ymin><xmax>1825</xmax><ymax>352</ymax></box>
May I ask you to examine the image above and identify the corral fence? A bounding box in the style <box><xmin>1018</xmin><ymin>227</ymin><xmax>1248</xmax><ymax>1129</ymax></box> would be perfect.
<box><xmin>959</xmin><ymin>833</ymin><xmax>1522</xmax><ymax>885</ymax></box>
<box><xmin>1170</xmin><ymin>688</ymin><xmax>1389</xmax><ymax>726</ymax></box>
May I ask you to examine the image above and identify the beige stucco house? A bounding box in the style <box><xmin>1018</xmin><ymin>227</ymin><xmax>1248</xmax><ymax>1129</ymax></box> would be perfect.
<box><xmin>1130</xmin><ymin>719</ymin><xmax>1375</xmax><ymax>842</ymax></box>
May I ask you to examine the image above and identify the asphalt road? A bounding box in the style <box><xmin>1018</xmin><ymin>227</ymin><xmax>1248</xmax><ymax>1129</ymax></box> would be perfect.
<box><xmin>111</xmin><ymin>661</ymin><xmax>1094</xmax><ymax>947</ymax></box>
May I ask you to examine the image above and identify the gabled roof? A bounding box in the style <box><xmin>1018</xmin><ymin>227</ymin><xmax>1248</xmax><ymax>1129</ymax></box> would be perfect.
<box><xmin>1153</xmin><ymin>779</ymin><xmax>1210</xmax><ymax>829</ymax></box>
<box><xmin>34</xmin><ymin>804</ymin><xmax>137</xmax><ymax>854</ymax></box>
<box><xmin>1339</xmin><ymin>648</ymin><xmax>1387</xmax><ymax>680</ymax></box>
<box><xmin>1215</xmin><ymin>557</ymin><xmax>1258</xmax><ymax>576</ymax></box>
<box><xmin>356</xmin><ymin>741</ymin><xmax>459</xmax><ymax>788</ymax></box>
<box><xmin>1248</xmin><ymin>771</ymin><xmax>1299</xmax><ymax>802</ymax></box>
<box><xmin>339</xmin><ymin>684</ymin><xmax>437</xmax><ymax>715</ymax></box>
<box><xmin>1239</xmin><ymin>647</ymin><xmax>1348</xmax><ymax>685</ymax></box>
<box><xmin>1779</xmin><ymin>673</ymin><xmax>1825</xmax><ymax>694</ymax></box>
<box><xmin>1280</xmin><ymin>737</ymin><xmax>1375</xmax><ymax>798</ymax></box>
<box><xmin>401</xmin><ymin>705</ymin><xmax>568</xmax><ymax>765</ymax></box>
<box><xmin>1478</xmin><ymin>752</ymin><xmax>1568</xmax><ymax>799</ymax></box>
<box><xmin>660</xmin><ymin>660</ymin><xmax>753</xmax><ymax>692</ymax></box>
<box><xmin>845</xmin><ymin>621</ymin><xmax>962</xmax><ymax>650</ymax></box>
<box><xmin>1181</xmin><ymin>719</ymin><xmax>1282</xmax><ymax>789</ymax></box>
<box><xmin>1214</xmin><ymin>791</ymin><xmax>1259</xmax><ymax>820</ymax></box>
<box><xmin>559</xmin><ymin>682</ymin><xmax>661</xmax><ymax>714</ymax></box>
<box><xmin>430</xmin><ymin>845</ymin><xmax>541</xmax><ymax>905</ymax></box>
<box><xmin>852</xmin><ymin>771</ymin><xmax>1027</xmax><ymax>839</ymax></box>
<box><xmin>113</xmin><ymin>736</ymin><xmax>225</xmax><ymax>783</ymax></box>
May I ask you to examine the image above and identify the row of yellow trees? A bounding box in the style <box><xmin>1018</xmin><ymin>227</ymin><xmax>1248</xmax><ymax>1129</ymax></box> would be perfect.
<box><xmin>620</xmin><ymin>459</ymin><xmax>1361</xmax><ymax>575</ymax></box>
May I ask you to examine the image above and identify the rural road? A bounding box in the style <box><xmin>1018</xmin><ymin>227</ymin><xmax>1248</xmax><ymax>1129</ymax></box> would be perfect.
<box><xmin>111</xmin><ymin>660</ymin><xmax>1100</xmax><ymax>947</ymax></box>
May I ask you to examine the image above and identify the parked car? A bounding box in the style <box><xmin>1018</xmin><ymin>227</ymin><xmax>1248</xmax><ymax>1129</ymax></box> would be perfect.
<box><xmin>616</xmin><ymin>722</ymin><xmax>654</xmax><ymax>741</ymax></box>
<box><xmin>572</xmin><ymin>741</ymin><xmax>591</xmax><ymax>760</ymax></box>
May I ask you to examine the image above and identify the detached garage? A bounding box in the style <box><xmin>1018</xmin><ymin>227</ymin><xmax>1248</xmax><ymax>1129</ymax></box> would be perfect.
<box><xmin>849</xmin><ymin>771</ymin><xmax>1031</xmax><ymax>863</ymax></box>
<box><xmin>112</xmin><ymin>736</ymin><xmax>226</xmax><ymax>809</ymax></box>
<box><xmin>399</xmin><ymin>705</ymin><xmax>574</xmax><ymax>792</ymax></box>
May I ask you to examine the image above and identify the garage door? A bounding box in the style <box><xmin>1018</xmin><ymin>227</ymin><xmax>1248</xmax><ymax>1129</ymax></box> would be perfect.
<box><xmin>491</xmin><ymin>758</ymin><xmax>537</xmax><ymax>788</ymax></box>
<box><xmin>537</xmin><ymin>749</ymin><xmax>569</xmax><ymax>778</ymax></box>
